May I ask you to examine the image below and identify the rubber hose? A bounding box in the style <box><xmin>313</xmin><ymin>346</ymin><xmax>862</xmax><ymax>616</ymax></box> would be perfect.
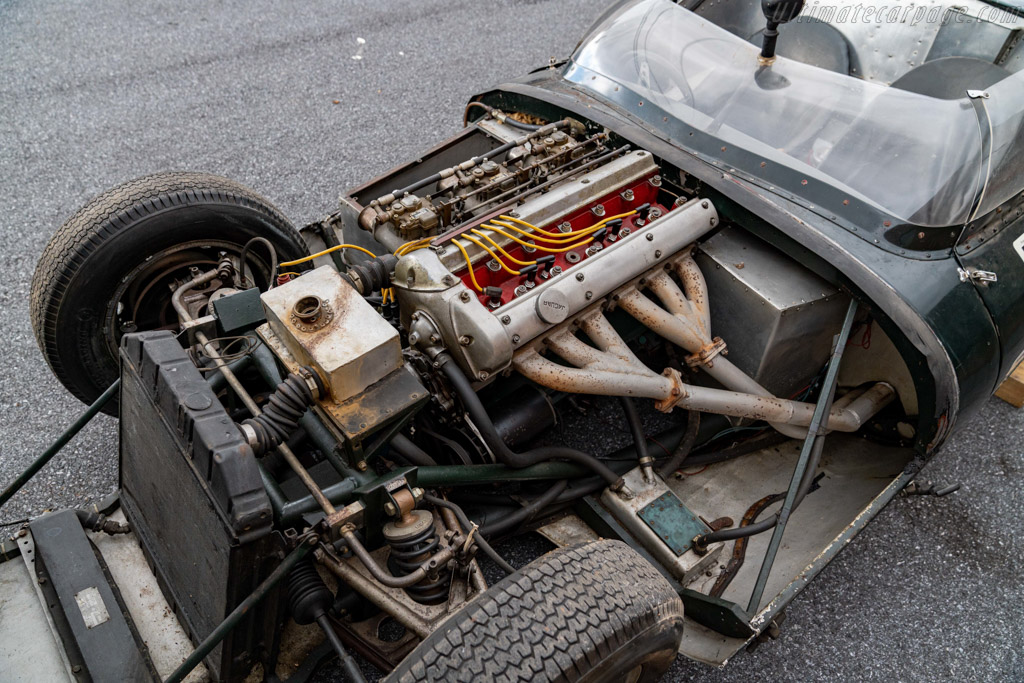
<box><xmin>618</xmin><ymin>397</ymin><xmax>651</xmax><ymax>472</ymax></box>
<box><xmin>242</xmin><ymin>370</ymin><xmax>317</xmax><ymax>456</ymax></box>
<box><xmin>390</xmin><ymin>434</ymin><xmax>438</xmax><ymax>467</ymax></box>
<box><xmin>479</xmin><ymin>480</ymin><xmax>568</xmax><ymax>537</ymax></box>
<box><xmin>423</xmin><ymin>494</ymin><xmax>516</xmax><ymax>575</ymax></box>
<box><xmin>658</xmin><ymin>410</ymin><xmax>701</xmax><ymax>478</ymax></box>
<box><xmin>437</xmin><ymin>355</ymin><xmax>623</xmax><ymax>490</ymax></box>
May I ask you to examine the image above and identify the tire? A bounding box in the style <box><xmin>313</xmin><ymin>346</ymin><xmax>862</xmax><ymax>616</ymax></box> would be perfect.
<box><xmin>386</xmin><ymin>540</ymin><xmax>684</xmax><ymax>683</ymax></box>
<box><xmin>30</xmin><ymin>171</ymin><xmax>307</xmax><ymax>413</ymax></box>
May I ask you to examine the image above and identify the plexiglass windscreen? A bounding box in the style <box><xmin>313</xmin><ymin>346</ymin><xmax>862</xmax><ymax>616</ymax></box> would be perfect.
<box><xmin>564</xmin><ymin>0</ymin><xmax>1024</xmax><ymax>227</ymax></box>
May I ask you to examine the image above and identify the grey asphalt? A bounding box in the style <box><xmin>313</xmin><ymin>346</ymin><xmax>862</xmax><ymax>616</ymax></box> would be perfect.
<box><xmin>1</xmin><ymin>1</ymin><xmax>1022</xmax><ymax>681</ymax></box>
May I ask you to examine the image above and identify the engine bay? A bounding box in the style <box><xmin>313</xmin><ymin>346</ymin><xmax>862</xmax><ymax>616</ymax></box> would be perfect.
<box><xmin>7</xmin><ymin>108</ymin><xmax>927</xmax><ymax>682</ymax></box>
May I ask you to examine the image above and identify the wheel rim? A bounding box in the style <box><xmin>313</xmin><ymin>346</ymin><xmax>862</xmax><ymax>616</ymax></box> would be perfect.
<box><xmin>104</xmin><ymin>239</ymin><xmax>271</xmax><ymax>359</ymax></box>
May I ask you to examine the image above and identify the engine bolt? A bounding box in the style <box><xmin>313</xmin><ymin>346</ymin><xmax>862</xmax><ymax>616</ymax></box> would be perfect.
<box><xmin>501</xmin><ymin>315</ymin><xmax>511</xmax><ymax>325</ymax></box>
<box><xmin>559</xmin><ymin>221</ymin><xmax>572</xmax><ymax>233</ymax></box>
<box><xmin>478</xmin><ymin>371</ymin><xmax>490</xmax><ymax>380</ymax></box>
<box><xmin>701</xmin><ymin>200</ymin><xmax>709</xmax><ymax>209</ymax></box>
<box><xmin>356</xmin><ymin>460</ymin><xmax>368</xmax><ymax>471</ymax></box>
<box><xmin>384</xmin><ymin>502</ymin><xmax>398</xmax><ymax>516</ymax></box>
<box><xmin>512</xmin><ymin>334</ymin><xmax>521</xmax><ymax>343</ymax></box>
<box><xmin>585</xmin><ymin>291</ymin><xmax>593</xmax><ymax>300</ymax></box>
<box><xmin>646</xmin><ymin>233</ymin><xmax>654</xmax><ymax>241</ymax></box>
<box><xmin>459</xmin><ymin>335</ymin><xmax>472</xmax><ymax>346</ymax></box>
<box><xmin>459</xmin><ymin>291</ymin><xmax>471</xmax><ymax>303</ymax></box>
<box><xmin>576</xmin><ymin>273</ymin><xmax>585</xmax><ymax>282</ymax></box>
<box><xmin>655</xmin><ymin>250</ymin><xmax>662</xmax><ymax>258</ymax></box>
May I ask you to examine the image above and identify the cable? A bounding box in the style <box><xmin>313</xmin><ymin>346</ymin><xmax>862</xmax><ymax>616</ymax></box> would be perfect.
<box><xmin>395</xmin><ymin>237</ymin><xmax>433</xmax><ymax>256</ymax></box>
<box><xmin>468</xmin><ymin>230</ymin><xmax>537</xmax><ymax>266</ymax></box>
<box><xmin>451</xmin><ymin>240</ymin><xmax>484</xmax><ymax>291</ymax></box>
<box><xmin>488</xmin><ymin>220</ymin><xmax>602</xmax><ymax>245</ymax></box>
<box><xmin>437</xmin><ymin>354</ymin><xmax>623</xmax><ymax>490</ymax></box>
<box><xmin>238</xmin><ymin>237</ymin><xmax>278</xmax><ymax>289</ymax></box>
<box><xmin>279</xmin><ymin>244</ymin><xmax>377</xmax><ymax>268</ymax></box>
<box><xmin>457</xmin><ymin>234</ymin><xmax>520</xmax><ymax>275</ymax></box>
<box><xmin>497</xmin><ymin>210</ymin><xmax>637</xmax><ymax>240</ymax></box>
<box><xmin>424</xmin><ymin>494</ymin><xmax>516</xmax><ymax>575</ymax></box>
<box><xmin>478</xmin><ymin>223</ymin><xmax>595</xmax><ymax>254</ymax></box>
<box><xmin>498</xmin><ymin>214</ymin><xmax>598</xmax><ymax>239</ymax></box>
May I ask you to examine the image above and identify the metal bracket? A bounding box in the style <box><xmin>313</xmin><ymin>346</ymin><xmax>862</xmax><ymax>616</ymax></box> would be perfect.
<box><xmin>957</xmin><ymin>266</ymin><xmax>997</xmax><ymax>285</ymax></box>
<box><xmin>745</xmin><ymin>299</ymin><xmax>859</xmax><ymax>614</ymax></box>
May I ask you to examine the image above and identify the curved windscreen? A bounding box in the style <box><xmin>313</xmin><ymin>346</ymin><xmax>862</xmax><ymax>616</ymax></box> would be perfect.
<box><xmin>564</xmin><ymin>0</ymin><xmax>1024</xmax><ymax>227</ymax></box>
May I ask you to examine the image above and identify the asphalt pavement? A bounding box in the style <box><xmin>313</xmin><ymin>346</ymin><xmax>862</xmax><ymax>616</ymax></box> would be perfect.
<box><xmin>2</xmin><ymin>1</ymin><xmax>1022</xmax><ymax>680</ymax></box>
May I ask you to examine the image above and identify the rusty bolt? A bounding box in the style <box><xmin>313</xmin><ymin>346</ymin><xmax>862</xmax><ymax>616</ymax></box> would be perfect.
<box><xmin>429</xmin><ymin>334</ymin><xmax>440</xmax><ymax>344</ymax></box>
<box><xmin>356</xmin><ymin>460</ymin><xmax>368</xmax><ymax>471</ymax></box>
<box><xmin>501</xmin><ymin>315</ymin><xmax>511</xmax><ymax>325</ymax></box>
<box><xmin>576</xmin><ymin>273</ymin><xmax>585</xmax><ymax>282</ymax></box>
<box><xmin>459</xmin><ymin>291</ymin><xmax>471</xmax><ymax>303</ymax></box>
<box><xmin>478</xmin><ymin>370</ymin><xmax>490</xmax><ymax>381</ymax></box>
<box><xmin>646</xmin><ymin>233</ymin><xmax>654</xmax><ymax>241</ymax></box>
<box><xmin>442</xmin><ymin>274</ymin><xmax>457</xmax><ymax>286</ymax></box>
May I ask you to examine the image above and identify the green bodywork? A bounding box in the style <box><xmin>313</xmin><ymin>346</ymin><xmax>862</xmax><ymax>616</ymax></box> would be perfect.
<box><xmin>471</xmin><ymin>70</ymin><xmax>1021</xmax><ymax>456</ymax></box>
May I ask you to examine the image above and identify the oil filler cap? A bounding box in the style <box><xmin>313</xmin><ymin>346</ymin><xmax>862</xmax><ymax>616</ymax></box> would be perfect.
<box><xmin>536</xmin><ymin>288</ymin><xmax>569</xmax><ymax>324</ymax></box>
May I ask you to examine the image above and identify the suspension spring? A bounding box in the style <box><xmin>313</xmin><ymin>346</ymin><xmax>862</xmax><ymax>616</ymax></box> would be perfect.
<box><xmin>384</xmin><ymin>510</ymin><xmax>451</xmax><ymax>605</ymax></box>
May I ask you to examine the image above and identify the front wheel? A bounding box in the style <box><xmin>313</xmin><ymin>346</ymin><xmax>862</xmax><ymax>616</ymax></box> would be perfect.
<box><xmin>386</xmin><ymin>540</ymin><xmax>685</xmax><ymax>683</ymax></box>
<box><xmin>30</xmin><ymin>171</ymin><xmax>307</xmax><ymax>413</ymax></box>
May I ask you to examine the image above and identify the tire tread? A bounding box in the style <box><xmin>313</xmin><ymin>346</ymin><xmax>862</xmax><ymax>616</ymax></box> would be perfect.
<box><xmin>386</xmin><ymin>540</ymin><xmax>684</xmax><ymax>683</ymax></box>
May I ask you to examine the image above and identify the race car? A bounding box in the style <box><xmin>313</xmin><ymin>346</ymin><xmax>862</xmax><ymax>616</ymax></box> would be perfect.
<box><xmin>3</xmin><ymin>0</ymin><xmax>1022</xmax><ymax>680</ymax></box>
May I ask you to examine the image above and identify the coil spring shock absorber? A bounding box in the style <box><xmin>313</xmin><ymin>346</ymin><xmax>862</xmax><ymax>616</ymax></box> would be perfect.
<box><xmin>384</xmin><ymin>509</ymin><xmax>451</xmax><ymax>604</ymax></box>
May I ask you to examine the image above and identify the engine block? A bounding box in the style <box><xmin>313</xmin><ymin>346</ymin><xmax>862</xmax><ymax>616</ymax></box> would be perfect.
<box><xmin>391</xmin><ymin>151</ymin><xmax>720</xmax><ymax>382</ymax></box>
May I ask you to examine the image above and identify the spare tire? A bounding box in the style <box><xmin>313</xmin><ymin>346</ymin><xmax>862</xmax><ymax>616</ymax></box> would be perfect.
<box><xmin>30</xmin><ymin>171</ymin><xmax>306</xmax><ymax>413</ymax></box>
<box><xmin>386</xmin><ymin>540</ymin><xmax>684</xmax><ymax>683</ymax></box>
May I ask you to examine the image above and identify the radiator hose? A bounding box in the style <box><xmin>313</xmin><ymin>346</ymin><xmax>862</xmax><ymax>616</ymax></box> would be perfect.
<box><xmin>242</xmin><ymin>369</ymin><xmax>323</xmax><ymax>456</ymax></box>
<box><xmin>436</xmin><ymin>354</ymin><xmax>623</xmax><ymax>491</ymax></box>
